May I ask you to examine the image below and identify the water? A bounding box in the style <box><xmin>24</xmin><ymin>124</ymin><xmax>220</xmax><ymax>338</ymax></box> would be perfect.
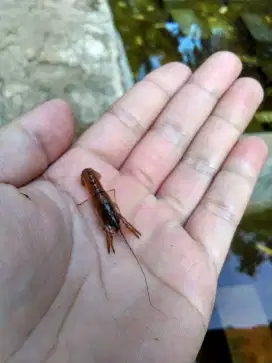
<box><xmin>110</xmin><ymin>0</ymin><xmax>271</xmax><ymax>132</ymax></box>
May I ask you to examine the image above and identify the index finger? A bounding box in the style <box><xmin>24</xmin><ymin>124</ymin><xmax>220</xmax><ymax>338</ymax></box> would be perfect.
<box><xmin>75</xmin><ymin>62</ymin><xmax>191</xmax><ymax>167</ymax></box>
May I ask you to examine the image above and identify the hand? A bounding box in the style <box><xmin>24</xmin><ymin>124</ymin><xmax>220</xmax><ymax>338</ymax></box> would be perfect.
<box><xmin>0</xmin><ymin>52</ymin><xmax>267</xmax><ymax>363</ymax></box>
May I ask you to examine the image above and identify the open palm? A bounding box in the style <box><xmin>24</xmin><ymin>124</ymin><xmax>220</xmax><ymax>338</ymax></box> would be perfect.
<box><xmin>1</xmin><ymin>52</ymin><xmax>267</xmax><ymax>363</ymax></box>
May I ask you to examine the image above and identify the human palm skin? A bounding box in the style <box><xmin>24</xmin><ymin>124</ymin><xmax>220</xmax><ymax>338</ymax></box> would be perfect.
<box><xmin>0</xmin><ymin>52</ymin><xmax>267</xmax><ymax>363</ymax></box>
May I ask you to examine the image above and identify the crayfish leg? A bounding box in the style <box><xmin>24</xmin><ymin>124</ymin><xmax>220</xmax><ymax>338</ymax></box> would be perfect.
<box><xmin>105</xmin><ymin>229</ymin><xmax>115</xmax><ymax>254</ymax></box>
<box><xmin>119</xmin><ymin>214</ymin><xmax>141</xmax><ymax>239</ymax></box>
<box><xmin>110</xmin><ymin>198</ymin><xmax>141</xmax><ymax>239</ymax></box>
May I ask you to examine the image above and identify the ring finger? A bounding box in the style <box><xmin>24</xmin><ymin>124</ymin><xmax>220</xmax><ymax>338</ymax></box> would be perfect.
<box><xmin>158</xmin><ymin>76</ymin><xmax>264</xmax><ymax>223</ymax></box>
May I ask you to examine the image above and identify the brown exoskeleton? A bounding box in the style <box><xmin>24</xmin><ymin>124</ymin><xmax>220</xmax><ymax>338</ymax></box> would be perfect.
<box><xmin>80</xmin><ymin>168</ymin><xmax>141</xmax><ymax>254</ymax></box>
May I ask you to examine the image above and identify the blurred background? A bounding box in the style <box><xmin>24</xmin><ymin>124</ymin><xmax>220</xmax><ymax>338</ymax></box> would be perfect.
<box><xmin>0</xmin><ymin>0</ymin><xmax>271</xmax><ymax>362</ymax></box>
<box><xmin>109</xmin><ymin>0</ymin><xmax>271</xmax><ymax>132</ymax></box>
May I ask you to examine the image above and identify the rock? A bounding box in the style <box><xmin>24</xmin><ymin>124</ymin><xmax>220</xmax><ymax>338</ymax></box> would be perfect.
<box><xmin>0</xmin><ymin>0</ymin><xmax>134</xmax><ymax>136</ymax></box>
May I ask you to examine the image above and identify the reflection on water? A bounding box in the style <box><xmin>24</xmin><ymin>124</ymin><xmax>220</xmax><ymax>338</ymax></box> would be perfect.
<box><xmin>197</xmin><ymin>251</ymin><xmax>272</xmax><ymax>362</ymax></box>
<box><xmin>233</xmin><ymin>206</ymin><xmax>272</xmax><ymax>276</ymax></box>
<box><xmin>197</xmin><ymin>207</ymin><xmax>272</xmax><ymax>362</ymax></box>
<box><xmin>136</xmin><ymin>54</ymin><xmax>164</xmax><ymax>81</ymax></box>
<box><xmin>166</xmin><ymin>22</ymin><xmax>202</xmax><ymax>66</ymax></box>
<box><xmin>197</xmin><ymin>323</ymin><xmax>272</xmax><ymax>363</ymax></box>
<box><xmin>109</xmin><ymin>0</ymin><xmax>272</xmax><ymax>132</ymax></box>
<box><xmin>136</xmin><ymin>20</ymin><xmax>203</xmax><ymax>80</ymax></box>
<box><xmin>256</xmin><ymin>242</ymin><xmax>272</xmax><ymax>256</ymax></box>
<box><xmin>233</xmin><ymin>230</ymin><xmax>266</xmax><ymax>276</ymax></box>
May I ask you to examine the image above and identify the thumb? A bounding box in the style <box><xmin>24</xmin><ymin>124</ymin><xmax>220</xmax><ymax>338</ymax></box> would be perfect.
<box><xmin>0</xmin><ymin>99</ymin><xmax>74</xmax><ymax>187</ymax></box>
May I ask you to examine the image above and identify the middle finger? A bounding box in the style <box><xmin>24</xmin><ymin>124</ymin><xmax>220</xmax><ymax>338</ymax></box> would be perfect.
<box><xmin>121</xmin><ymin>52</ymin><xmax>242</xmax><ymax>192</ymax></box>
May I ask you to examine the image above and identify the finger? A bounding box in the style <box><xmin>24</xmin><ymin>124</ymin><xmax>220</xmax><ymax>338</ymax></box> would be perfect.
<box><xmin>0</xmin><ymin>99</ymin><xmax>74</xmax><ymax>187</ymax></box>
<box><xmin>121</xmin><ymin>52</ymin><xmax>242</xmax><ymax>192</ymax></box>
<box><xmin>75</xmin><ymin>62</ymin><xmax>191</xmax><ymax>166</ymax></box>
<box><xmin>159</xmin><ymin>77</ymin><xmax>264</xmax><ymax>223</ymax></box>
<box><xmin>185</xmin><ymin>136</ymin><xmax>268</xmax><ymax>275</ymax></box>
